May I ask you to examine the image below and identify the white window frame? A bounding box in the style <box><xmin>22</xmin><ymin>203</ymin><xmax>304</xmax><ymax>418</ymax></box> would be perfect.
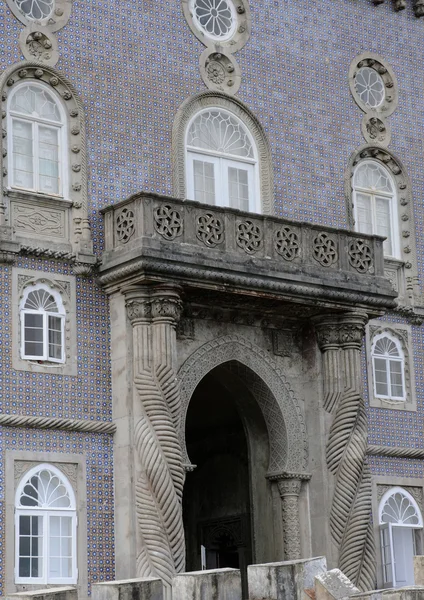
<box><xmin>185</xmin><ymin>108</ymin><xmax>261</xmax><ymax>214</ymax></box>
<box><xmin>379</xmin><ymin>487</ymin><xmax>423</xmax><ymax>588</ymax></box>
<box><xmin>371</xmin><ymin>332</ymin><xmax>406</xmax><ymax>402</ymax></box>
<box><xmin>352</xmin><ymin>159</ymin><xmax>400</xmax><ymax>259</ymax></box>
<box><xmin>7</xmin><ymin>81</ymin><xmax>68</xmax><ymax>199</ymax></box>
<box><xmin>20</xmin><ymin>282</ymin><xmax>66</xmax><ymax>363</ymax></box>
<box><xmin>15</xmin><ymin>463</ymin><xmax>78</xmax><ymax>585</ymax></box>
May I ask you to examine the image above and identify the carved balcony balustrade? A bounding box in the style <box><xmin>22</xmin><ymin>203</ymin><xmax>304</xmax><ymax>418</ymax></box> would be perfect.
<box><xmin>100</xmin><ymin>192</ymin><xmax>396</xmax><ymax>316</ymax></box>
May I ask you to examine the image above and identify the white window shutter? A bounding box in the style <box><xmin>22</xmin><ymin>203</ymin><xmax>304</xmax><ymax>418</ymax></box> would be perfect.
<box><xmin>375</xmin><ymin>196</ymin><xmax>393</xmax><ymax>256</ymax></box>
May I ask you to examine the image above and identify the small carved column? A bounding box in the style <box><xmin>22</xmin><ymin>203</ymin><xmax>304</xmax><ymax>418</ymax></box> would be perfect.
<box><xmin>125</xmin><ymin>285</ymin><xmax>185</xmax><ymax>599</ymax></box>
<box><xmin>277</xmin><ymin>478</ymin><xmax>302</xmax><ymax>560</ymax></box>
<box><xmin>338</xmin><ymin>312</ymin><xmax>368</xmax><ymax>393</ymax></box>
<box><xmin>314</xmin><ymin>318</ymin><xmax>343</xmax><ymax>413</ymax></box>
<box><xmin>314</xmin><ymin>311</ymin><xmax>376</xmax><ymax>591</ymax></box>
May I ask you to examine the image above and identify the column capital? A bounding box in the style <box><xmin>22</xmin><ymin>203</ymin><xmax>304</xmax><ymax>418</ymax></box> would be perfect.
<box><xmin>313</xmin><ymin>311</ymin><xmax>369</xmax><ymax>351</ymax></box>
<box><xmin>277</xmin><ymin>478</ymin><xmax>302</xmax><ymax>498</ymax></box>
<box><xmin>151</xmin><ymin>285</ymin><xmax>183</xmax><ymax>326</ymax></box>
<box><xmin>338</xmin><ymin>311</ymin><xmax>368</xmax><ymax>350</ymax></box>
<box><xmin>124</xmin><ymin>287</ymin><xmax>152</xmax><ymax>325</ymax></box>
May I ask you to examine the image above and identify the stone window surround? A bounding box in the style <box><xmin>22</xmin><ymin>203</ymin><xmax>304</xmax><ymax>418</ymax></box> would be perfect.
<box><xmin>20</xmin><ymin>281</ymin><xmax>66</xmax><ymax>363</ymax></box>
<box><xmin>4</xmin><ymin>450</ymin><xmax>87</xmax><ymax>597</ymax></box>
<box><xmin>7</xmin><ymin>79</ymin><xmax>69</xmax><ymax>199</ymax></box>
<box><xmin>172</xmin><ymin>91</ymin><xmax>274</xmax><ymax>215</ymax></box>
<box><xmin>15</xmin><ymin>462</ymin><xmax>77</xmax><ymax>584</ymax></box>
<box><xmin>12</xmin><ymin>267</ymin><xmax>77</xmax><ymax>376</ymax></box>
<box><xmin>349</xmin><ymin>53</ymin><xmax>399</xmax><ymax>117</ymax></box>
<box><xmin>180</xmin><ymin>0</ymin><xmax>251</xmax><ymax>53</ymax></box>
<box><xmin>365</xmin><ymin>321</ymin><xmax>416</xmax><ymax>411</ymax></box>
<box><xmin>372</xmin><ymin>476</ymin><xmax>424</xmax><ymax>589</ymax></box>
<box><xmin>345</xmin><ymin>145</ymin><xmax>420</xmax><ymax>306</ymax></box>
<box><xmin>5</xmin><ymin>0</ymin><xmax>72</xmax><ymax>31</ymax></box>
<box><xmin>0</xmin><ymin>61</ymin><xmax>94</xmax><ymax>264</ymax></box>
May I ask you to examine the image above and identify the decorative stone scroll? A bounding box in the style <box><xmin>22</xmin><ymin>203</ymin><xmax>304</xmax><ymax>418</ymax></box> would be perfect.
<box><xmin>115</xmin><ymin>207</ymin><xmax>135</xmax><ymax>244</ymax></box>
<box><xmin>236</xmin><ymin>220</ymin><xmax>262</xmax><ymax>254</ymax></box>
<box><xmin>196</xmin><ymin>212</ymin><xmax>224</xmax><ymax>247</ymax></box>
<box><xmin>200</xmin><ymin>49</ymin><xmax>241</xmax><ymax>95</ymax></box>
<box><xmin>348</xmin><ymin>239</ymin><xmax>373</xmax><ymax>273</ymax></box>
<box><xmin>124</xmin><ymin>285</ymin><xmax>185</xmax><ymax>599</ymax></box>
<box><xmin>154</xmin><ymin>204</ymin><xmax>183</xmax><ymax>241</ymax></box>
<box><xmin>371</xmin><ymin>0</ymin><xmax>424</xmax><ymax>16</ymax></box>
<box><xmin>313</xmin><ymin>232</ymin><xmax>338</xmax><ymax>267</ymax></box>
<box><xmin>275</xmin><ymin>226</ymin><xmax>300</xmax><ymax>261</ymax></box>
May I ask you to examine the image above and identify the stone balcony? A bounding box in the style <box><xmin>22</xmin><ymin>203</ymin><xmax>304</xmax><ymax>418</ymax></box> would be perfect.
<box><xmin>99</xmin><ymin>192</ymin><xmax>396</xmax><ymax>317</ymax></box>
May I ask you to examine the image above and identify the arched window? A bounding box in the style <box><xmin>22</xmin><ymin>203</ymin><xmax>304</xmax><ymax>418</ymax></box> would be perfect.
<box><xmin>352</xmin><ymin>160</ymin><xmax>399</xmax><ymax>258</ymax></box>
<box><xmin>8</xmin><ymin>82</ymin><xmax>67</xmax><ymax>197</ymax></box>
<box><xmin>371</xmin><ymin>333</ymin><xmax>405</xmax><ymax>401</ymax></box>
<box><xmin>20</xmin><ymin>283</ymin><xmax>65</xmax><ymax>362</ymax></box>
<box><xmin>186</xmin><ymin>108</ymin><xmax>259</xmax><ymax>212</ymax></box>
<box><xmin>379</xmin><ymin>487</ymin><xmax>423</xmax><ymax>588</ymax></box>
<box><xmin>15</xmin><ymin>464</ymin><xmax>77</xmax><ymax>584</ymax></box>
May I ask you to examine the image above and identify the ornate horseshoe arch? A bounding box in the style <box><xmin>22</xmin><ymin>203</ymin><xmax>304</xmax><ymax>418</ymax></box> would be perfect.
<box><xmin>178</xmin><ymin>334</ymin><xmax>308</xmax><ymax>475</ymax></box>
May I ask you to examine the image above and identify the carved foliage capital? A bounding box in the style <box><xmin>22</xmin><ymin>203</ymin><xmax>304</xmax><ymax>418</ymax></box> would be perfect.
<box><xmin>125</xmin><ymin>286</ymin><xmax>183</xmax><ymax>326</ymax></box>
<box><xmin>314</xmin><ymin>311</ymin><xmax>368</xmax><ymax>351</ymax></box>
<box><xmin>126</xmin><ymin>298</ymin><xmax>152</xmax><ymax>324</ymax></box>
<box><xmin>151</xmin><ymin>290</ymin><xmax>183</xmax><ymax>325</ymax></box>
<box><xmin>277</xmin><ymin>478</ymin><xmax>302</xmax><ymax>497</ymax></box>
<box><xmin>314</xmin><ymin>322</ymin><xmax>341</xmax><ymax>351</ymax></box>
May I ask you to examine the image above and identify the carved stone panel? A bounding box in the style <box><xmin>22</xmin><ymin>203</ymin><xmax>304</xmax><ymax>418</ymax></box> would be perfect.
<box><xmin>11</xmin><ymin>200</ymin><xmax>67</xmax><ymax>240</ymax></box>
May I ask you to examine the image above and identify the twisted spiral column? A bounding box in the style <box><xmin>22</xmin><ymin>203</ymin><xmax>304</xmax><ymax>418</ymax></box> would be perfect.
<box><xmin>315</xmin><ymin>312</ymin><xmax>376</xmax><ymax>591</ymax></box>
<box><xmin>125</xmin><ymin>286</ymin><xmax>185</xmax><ymax>599</ymax></box>
<box><xmin>277</xmin><ymin>478</ymin><xmax>302</xmax><ymax>560</ymax></box>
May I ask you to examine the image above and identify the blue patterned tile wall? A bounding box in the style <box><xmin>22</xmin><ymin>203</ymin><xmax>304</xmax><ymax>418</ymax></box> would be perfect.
<box><xmin>0</xmin><ymin>0</ymin><xmax>424</xmax><ymax>592</ymax></box>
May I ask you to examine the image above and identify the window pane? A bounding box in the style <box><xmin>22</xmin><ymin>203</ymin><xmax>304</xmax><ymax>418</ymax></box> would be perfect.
<box><xmin>19</xmin><ymin>535</ymin><xmax>30</xmax><ymax>556</ymax></box>
<box><xmin>49</xmin><ymin>557</ymin><xmax>60</xmax><ymax>578</ymax></box>
<box><xmin>355</xmin><ymin>193</ymin><xmax>373</xmax><ymax>235</ymax></box>
<box><xmin>19</xmin><ymin>515</ymin><xmax>43</xmax><ymax>578</ymax></box>
<box><xmin>48</xmin><ymin>315</ymin><xmax>62</xmax><ymax>360</ymax></box>
<box><xmin>390</xmin><ymin>360</ymin><xmax>404</xmax><ymax>398</ymax></box>
<box><xmin>193</xmin><ymin>159</ymin><xmax>215</xmax><ymax>205</ymax></box>
<box><xmin>376</xmin><ymin>196</ymin><xmax>393</xmax><ymax>256</ymax></box>
<box><xmin>62</xmin><ymin>558</ymin><xmax>72</xmax><ymax>577</ymax></box>
<box><xmin>49</xmin><ymin>516</ymin><xmax>73</xmax><ymax>578</ymax></box>
<box><xmin>24</xmin><ymin>312</ymin><xmax>44</xmax><ymax>357</ymax></box>
<box><xmin>228</xmin><ymin>166</ymin><xmax>249</xmax><ymax>212</ymax></box>
<box><xmin>374</xmin><ymin>357</ymin><xmax>388</xmax><ymax>396</ymax></box>
<box><xmin>12</xmin><ymin>119</ymin><xmax>34</xmax><ymax>189</ymax></box>
<box><xmin>38</xmin><ymin>126</ymin><xmax>59</xmax><ymax>194</ymax></box>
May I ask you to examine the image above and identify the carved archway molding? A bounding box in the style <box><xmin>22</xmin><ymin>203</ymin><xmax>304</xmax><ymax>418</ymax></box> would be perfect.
<box><xmin>177</xmin><ymin>334</ymin><xmax>308</xmax><ymax>475</ymax></box>
<box><xmin>172</xmin><ymin>91</ymin><xmax>275</xmax><ymax>215</ymax></box>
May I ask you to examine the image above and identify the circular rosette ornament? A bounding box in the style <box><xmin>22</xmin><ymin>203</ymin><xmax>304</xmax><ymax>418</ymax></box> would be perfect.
<box><xmin>19</xmin><ymin>25</ymin><xmax>59</xmax><ymax>66</ymax></box>
<box><xmin>200</xmin><ymin>49</ymin><xmax>241</xmax><ymax>94</ymax></box>
<box><xmin>361</xmin><ymin>113</ymin><xmax>391</xmax><ymax>147</ymax></box>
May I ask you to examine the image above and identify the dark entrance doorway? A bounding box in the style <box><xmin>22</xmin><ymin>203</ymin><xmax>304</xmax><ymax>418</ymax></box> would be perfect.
<box><xmin>183</xmin><ymin>364</ymin><xmax>253</xmax><ymax>597</ymax></box>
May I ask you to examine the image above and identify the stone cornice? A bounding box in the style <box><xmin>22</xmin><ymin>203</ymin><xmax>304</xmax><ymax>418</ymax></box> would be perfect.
<box><xmin>0</xmin><ymin>414</ymin><xmax>115</xmax><ymax>434</ymax></box>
